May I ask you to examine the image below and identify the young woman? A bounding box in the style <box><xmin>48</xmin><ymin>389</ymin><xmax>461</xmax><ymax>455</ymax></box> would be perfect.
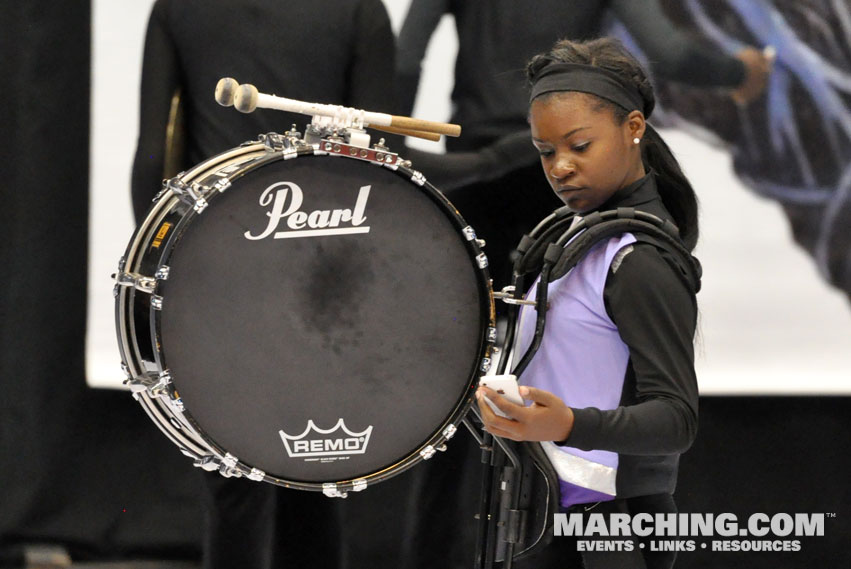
<box><xmin>476</xmin><ymin>38</ymin><xmax>701</xmax><ymax>569</ymax></box>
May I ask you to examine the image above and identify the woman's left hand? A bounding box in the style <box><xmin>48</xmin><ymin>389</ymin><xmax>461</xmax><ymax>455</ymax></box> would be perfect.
<box><xmin>476</xmin><ymin>385</ymin><xmax>575</xmax><ymax>442</ymax></box>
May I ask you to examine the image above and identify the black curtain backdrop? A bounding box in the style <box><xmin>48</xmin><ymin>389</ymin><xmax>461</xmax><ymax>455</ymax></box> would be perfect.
<box><xmin>0</xmin><ymin>1</ymin><xmax>201</xmax><ymax>562</ymax></box>
<box><xmin>1</xmin><ymin>3</ymin><xmax>849</xmax><ymax>568</ymax></box>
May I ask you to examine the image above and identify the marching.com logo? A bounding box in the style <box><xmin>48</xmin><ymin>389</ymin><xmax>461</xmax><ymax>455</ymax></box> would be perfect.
<box><xmin>279</xmin><ymin>418</ymin><xmax>373</xmax><ymax>459</ymax></box>
<box><xmin>245</xmin><ymin>181</ymin><xmax>371</xmax><ymax>240</ymax></box>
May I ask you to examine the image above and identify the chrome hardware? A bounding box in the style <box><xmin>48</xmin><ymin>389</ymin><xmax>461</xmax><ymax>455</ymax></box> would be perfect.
<box><xmin>487</xmin><ymin>326</ymin><xmax>497</xmax><ymax>343</ymax></box>
<box><xmin>212</xmin><ymin>178</ymin><xmax>231</xmax><ymax>193</ymax></box>
<box><xmin>149</xmin><ymin>370</ymin><xmax>173</xmax><ymax>398</ymax></box>
<box><xmin>411</xmin><ymin>171</ymin><xmax>426</xmax><ymax>186</ymax></box>
<box><xmin>420</xmin><ymin>445</ymin><xmax>436</xmax><ymax>460</ymax></box>
<box><xmin>167</xmin><ymin>178</ymin><xmax>210</xmax><ymax>213</ymax></box>
<box><xmin>151</xmin><ymin>295</ymin><xmax>163</xmax><ymax>310</ymax></box>
<box><xmin>373</xmin><ymin>138</ymin><xmax>389</xmax><ymax>151</ymax></box>
<box><xmin>112</xmin><ymin>271</ymin><xmax>156</xmax><ymax>294</ymax></box>
<box><xmin>321</xmin><ymin>137</ymin><xmax>399</xmax><ymax>166</ymax></box>
<box><xmin>120</xmin><ymin>361</ymin><xmax>132</xmax><ymax>380</ymax></box>
<box><xmin>462</xmin><ymin>226</ymin><xmax>477</xmax><ymax>241</ymax></box>
<box><xmin>247</xmin><ymin>468</ymin><xmax>266</xmax><ymax>482</ymax></box>
<box><xmin>323</xmin><ymin>483</ymin><xmax>348</xmax><ymax>499</ymax></box>
<box><xmin>476</xmin><ymin>238</ymin><xmax>487</xmax><ymax>248</ymax></box>
<box><xmin>171</xmin><ymin>395</ymin><xmax>185</xmax><ymax>412</ymax></box>
<box><xmin>118</xmin><ymin>256</ymin><xmax>126</xmax><ymax>272</ymax></box>
<box><xmin>193</xmin><ymin>455</ymin><xmax>220</xmax><ymax>472</ymax></box>
<box><xmin>352</xmin><ymin>479</ymin><xmax>368</xmax><ymax>492</ymax></box>
<box><xmin>476</xmin><ymin>253</ymin><xmax>489</xmax><ymax>269</ymax></box>
<box><xmin>284</xmin><ymin>124</ymin><xmax>301</xmax><ymax>139</ymax></box>
<box><xmin>304</xmin><ymin>124</ymin><xmax>323</xmax><ymax>145</ymax></box>
<box><xmin>154</xmin><ymin>265</ymin><xmax>170</xmax><ymax>280</ymax></box>
<box><xmin>436</xmin><ymin>444</ymin><xmax>448</xmax><ymax>452</ymax></box>
<box><xmin>443</xmin><ymin>424</ymin><xmax>458</xmax><ymax>440</ymax></box>
<box><xmin>493</xmin><ymin>286</ymin><xmax>537</xmax><ymax>306</ymax></box>
<box><xmin>481</xmin><ymin>358</ymin><xmax>492</xmax><ymax>373</ymax></box>
<box><xmin>219</xmin><ymin>453</ymin><xmax>241</xmax><ymax>478</ymax></box>
<box><xmin>261</xmin><ymin>132</ymin><xmax>286</xmax><ymax>152</ymax></box>
<box><xmin>193</xmin><ymin>196</ymin><xmax>208</xmax><ymax>213</ymax></box>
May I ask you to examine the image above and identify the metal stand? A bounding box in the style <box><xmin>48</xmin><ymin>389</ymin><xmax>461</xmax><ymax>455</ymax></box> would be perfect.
<box><xmin>464</xmin><ymin>412</ymin><xmax>527</xmax><ymax>569</ymax></box>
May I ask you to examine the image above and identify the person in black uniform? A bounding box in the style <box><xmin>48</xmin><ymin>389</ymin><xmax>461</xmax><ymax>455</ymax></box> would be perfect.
<box><xmin>131</xmin><ymin>2</ymin><xmax>396</xmax><ymax>568</ymax></box>
<box><xmin>132</xmin><ymin>0</ymin><xmax>397</xmax><ymax>221</ymax></box>
<box><xmin>477</xmin><ymin>37</ymin><xmax>703</xmax><ymax>569</ymax></box>
<box><xmin>397</xmin><ymin>0</ymin><xmax>770</xmax><ymax>289</ymax></box>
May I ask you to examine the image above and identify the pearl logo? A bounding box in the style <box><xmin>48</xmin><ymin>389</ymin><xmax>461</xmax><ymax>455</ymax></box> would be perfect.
<box><xmin>245</xmin><ymin>182</ymin><xmax>371</xmax><ymax>240</ymax></box>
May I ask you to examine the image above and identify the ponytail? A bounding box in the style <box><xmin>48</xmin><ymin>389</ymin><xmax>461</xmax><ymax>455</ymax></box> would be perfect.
<box><xmin>642</xmin><ymin>124</ymin><xmax>699</xmax><ymax>251</ymax></box>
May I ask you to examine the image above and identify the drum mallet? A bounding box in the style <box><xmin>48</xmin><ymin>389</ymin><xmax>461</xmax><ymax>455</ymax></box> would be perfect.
<box><xmin>215</xmin><ymin>77</ymin><xmax>459</xmax><ymax>142</ymax></box>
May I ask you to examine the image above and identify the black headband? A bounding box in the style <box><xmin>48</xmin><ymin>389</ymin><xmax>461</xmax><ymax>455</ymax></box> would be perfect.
<box><xmin>529</xmin><ymin>62</ymin><xmax>646</xmax><ymax>116</ymax></box>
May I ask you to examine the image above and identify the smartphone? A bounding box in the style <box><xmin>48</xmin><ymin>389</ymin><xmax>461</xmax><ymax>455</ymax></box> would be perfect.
<box><xmin>478</xmin><ymin>374</ymin><xmax>523</xmax><ymax>419</ymax></box>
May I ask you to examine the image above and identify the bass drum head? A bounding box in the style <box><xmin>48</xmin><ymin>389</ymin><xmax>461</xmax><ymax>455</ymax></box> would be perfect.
<box><xmin>156</xmin><ymin>153</ymin><xmax>490</xmax><ymax>484</ymax></box>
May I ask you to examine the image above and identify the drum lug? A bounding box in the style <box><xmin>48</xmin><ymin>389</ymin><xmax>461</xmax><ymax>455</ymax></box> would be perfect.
<box><xmin>151</xmin><ymin>295</ymin><xmax>164</xmax><ymax>310</ymax></box>
<box><xmin>420</xmin><ymin>445</ymin><xmax>436</xmax><ymax>460</ymax></box>
<box><xmin>487</xmin><ymin>327</ymin><xmax>497</xmax><ymax>343</ymax></box>
<box><xmin>246</xmin><ymin>468</ymin><xmax>266</xmax><ymax>482</ymax></box>
<box><xmin>322</xmin><ymin>483</ymin><xmax>348</xmax><ymax>499</ymax></box>
<box><xmin>462</xmin><ymin>226</ymin><xmax>477</xmax><ymax>241</ymax></box>
<box><xmin>442</xmin><ymin>424</ymin><xmax>458</xmax><ymax>440</ymax></box>
<box><xmin>154</xmin><ymin>265</ymin><xmax>170</xmax><ymax>280</ymax></box>
<box><xmin>212</xmin><ymin>178</ymin><xmax>232</xmax><ymax>193</ymax></box>
<box><xmin>410</xmin><ymin>170</ymin><xmax>426</xmax><ymax>186</ymax></box>
<box><xmin>481</xmin><ymin>357</ymin><xmax>492</xmax><ymax>373</ymax></box>
<box><xmin>476</xmin><ymin>253</ymin><xmax>489</xmax><ymax>269</ymax></box>
<box><xmin>352</xmin><ymin>478</ymin><xmax>368</xmax><ymax>493</ymax></box>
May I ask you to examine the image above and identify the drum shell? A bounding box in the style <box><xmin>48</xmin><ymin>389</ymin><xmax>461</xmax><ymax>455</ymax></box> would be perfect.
<box><xmin>115</xmin><ymin>137</ymin><xmax>495</xmax><ymax>492</ymax></box>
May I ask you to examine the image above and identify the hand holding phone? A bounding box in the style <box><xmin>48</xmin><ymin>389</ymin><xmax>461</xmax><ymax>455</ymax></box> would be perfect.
<box><xmin>478</xmin><ymin>374</ymin><xmax>523</xmax><ymax>419</ymax></box>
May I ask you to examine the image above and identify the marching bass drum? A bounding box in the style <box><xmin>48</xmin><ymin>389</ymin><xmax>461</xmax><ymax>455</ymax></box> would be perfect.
<box><xmin>115</xmin><ymin>133</ymin><xmax>495</xmax><ymax>496</ymax></box>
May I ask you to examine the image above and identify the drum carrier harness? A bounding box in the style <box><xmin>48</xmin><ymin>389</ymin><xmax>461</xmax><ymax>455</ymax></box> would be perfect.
<box><xmin>471</xmin><ymin>205</ymin><xmax>702</xmax><ymax>568</ymax></box>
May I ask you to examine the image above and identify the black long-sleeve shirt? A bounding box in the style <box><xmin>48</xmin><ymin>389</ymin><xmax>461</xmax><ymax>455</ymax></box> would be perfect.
<box><xmin>397</xmin><ymin>0</ymin><xmax>745</xmax><ymax>151</ymax></box>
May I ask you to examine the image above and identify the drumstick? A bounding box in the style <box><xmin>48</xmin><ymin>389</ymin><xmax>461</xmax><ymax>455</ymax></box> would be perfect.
<box><xmin>369</xmin><ymin>124</ymin><xmax>441</xmax><ymax>142</ymax></box>
<box><xmin>217</xmin><ymin>78</ymin><xmax>461</xmax><ymax>138</ymax></box>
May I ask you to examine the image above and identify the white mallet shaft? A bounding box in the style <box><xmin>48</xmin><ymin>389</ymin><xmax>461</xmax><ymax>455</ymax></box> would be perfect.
<box><xmin>226</xmin><ymin>80</ymin><xmax>461</xmax><ymax>137</ymax></box>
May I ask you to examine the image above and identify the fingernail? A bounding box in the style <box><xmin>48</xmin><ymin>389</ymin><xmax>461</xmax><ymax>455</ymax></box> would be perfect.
<box><xmin>519</xmin><ymin>386</ymin><xmax>529</xmax><ymax>397</ymax></box>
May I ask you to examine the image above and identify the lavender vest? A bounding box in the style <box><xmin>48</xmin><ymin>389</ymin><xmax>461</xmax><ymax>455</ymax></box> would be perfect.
<box><xmin>515</xmin><ymin>233</ymin><xmax>637</xmax><ymax>508</ymax></box>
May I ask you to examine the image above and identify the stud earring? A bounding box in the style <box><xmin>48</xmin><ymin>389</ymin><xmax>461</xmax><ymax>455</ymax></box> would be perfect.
<box><xmin>633</xmin><ymin>137</ymin><xmax>641</xmax><ymax>145</ymax></box>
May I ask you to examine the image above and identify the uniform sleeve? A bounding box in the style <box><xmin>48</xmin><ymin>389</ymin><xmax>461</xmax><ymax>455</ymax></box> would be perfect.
<box><xmin>394</xmin><ymin>0</ymin><xmax>449</xmax><ymax>116</ymax></box>
<box><xmin>564</xmin><ymin>243</ymin><xmax>699</xmax><ymax>455</ymax></box>
<box><xmin>130</xmin><ymin>0</ymin><xmax>183</xmax><ymax>224</ymax></box>
<box><xmin>609</xmin><ymin>0</ymin><xmax>745</xmax><ymax>87</ymax></box>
